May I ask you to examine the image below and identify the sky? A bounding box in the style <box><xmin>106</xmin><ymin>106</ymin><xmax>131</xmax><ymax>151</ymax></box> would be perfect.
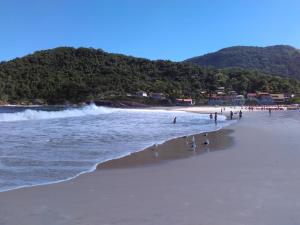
<box><xmin>0</xmin><ymin>0</ymin><xmax>300</xmax><ymax>62</ymax></box>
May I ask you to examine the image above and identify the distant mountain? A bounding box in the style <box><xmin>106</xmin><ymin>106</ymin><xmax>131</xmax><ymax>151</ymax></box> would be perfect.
<box><xmin>186</xmin><ymin>45</ymin><xmax>300</xmax><ymax>79</ymax></box>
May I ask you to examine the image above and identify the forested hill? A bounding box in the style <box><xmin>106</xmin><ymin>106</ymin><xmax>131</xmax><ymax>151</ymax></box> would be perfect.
<box><xmin>186</xmin><ymin>45</ymin><xmax>300</xmax><ymax>79</ymax></box>
<box><xmin>0</xmin><ymin>47</ymin><xmax>300</xmax><ymax>104</ymax></box>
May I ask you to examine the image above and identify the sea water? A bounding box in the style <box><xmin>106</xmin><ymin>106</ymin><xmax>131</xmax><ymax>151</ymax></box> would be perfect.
<box><xmin>0</xmin><ymin>104</ymin><xmax>233</xmax><ymax>192</ymax></box>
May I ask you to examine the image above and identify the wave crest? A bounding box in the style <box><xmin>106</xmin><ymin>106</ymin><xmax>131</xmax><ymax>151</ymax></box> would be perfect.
<box><xmin>0</xmin><ymin>104</ymin><xmax>117</xmax><ymax>122</ymax></box>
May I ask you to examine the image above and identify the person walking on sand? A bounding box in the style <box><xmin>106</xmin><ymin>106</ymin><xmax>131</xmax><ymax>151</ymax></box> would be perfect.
<box><xmin>173</xmin><ymin>116</ymin><xmax>177</xmax><ymax>124</ymax></box>
<box><xmin>230</xmin><ymin>111</ymin><xmax>233</xmax><ymax>120</ymax></box>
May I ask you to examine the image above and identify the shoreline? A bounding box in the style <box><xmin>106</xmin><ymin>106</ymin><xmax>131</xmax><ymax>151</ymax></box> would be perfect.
<box><xmin>0</xmin><ymin>121</ymin><xmax>234</xmax><ymax>193</ymax></box>
<box><xmin>2</xmin><ymin>110</ymin><xmax>300</xmax><ymax>225</ymax></box>
<box><xmin>0</xmin><ymin>104</ymin><xmax>277</xmax><ymax>193</ymax></box>
<box><xmin>97</xmin><ymin>128</ymin><xmax>234</xmax><ymax>170</ymax></box>
<box><xmin>0</xmin><ymin>105</ymin><xmax>233</xmax><ymax>193</ymax></box>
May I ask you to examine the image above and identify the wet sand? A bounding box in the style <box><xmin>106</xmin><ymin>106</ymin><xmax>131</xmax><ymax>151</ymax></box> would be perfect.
<box><xmin>98</xmin><ymin>129</ymin><xmax>233</xmax><ymax>170</ymax></box>
<box><xmin>1</xmin><ymin>111</ymin><xmax>300</xmax><ymax>225</ymax></box>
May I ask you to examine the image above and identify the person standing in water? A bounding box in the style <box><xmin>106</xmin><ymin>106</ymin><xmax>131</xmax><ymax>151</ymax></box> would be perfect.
<box><xmin>173</xmin><ymin>116</ymin><xmax>177</xmax><ymax>124</ymax></box>
<box><xmin>209</xmin><ymin>113</ymin><xmax>213</xmax><ymax>120</ymax></box>
<box><xmin>269</xmin><ymin>108</ymin><xmax>272</xmax><ymax>115</ymax></box>
<box><xmin>239</xmin><ymin>110</ymin><xmax>242</xmax><ymax>119</ymax></box>
<box><xmin>214</xmin><ymin>112</ymin><xmax>218</xmax><ymax>124</ymax></box>
<box><xmin>230</xmin><ymin>111</ymin><xmax>233</xmax><ymax>120</ymax></box>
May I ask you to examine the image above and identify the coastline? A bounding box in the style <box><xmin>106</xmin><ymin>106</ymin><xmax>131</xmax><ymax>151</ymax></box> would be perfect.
<box><xmin>0</xmin><ymin>118</ymin><xmax>233</xmax><ymax>193</ymax></box>
<box><xmin>0</xmin><ymin>104</ymin><xmax>233</xmax><ymax>193</ymax></box>
<box><xmin>1</xmin><ymin>110</ymin><xmax>300</xmax><ymax>224</ymax></box>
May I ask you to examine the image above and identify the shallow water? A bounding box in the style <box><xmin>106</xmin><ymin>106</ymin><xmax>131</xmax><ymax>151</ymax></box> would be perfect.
<box><xmin>0</xmin><ymin>104</ymin><xmax>233</xmax><ymax>192</ymax></box>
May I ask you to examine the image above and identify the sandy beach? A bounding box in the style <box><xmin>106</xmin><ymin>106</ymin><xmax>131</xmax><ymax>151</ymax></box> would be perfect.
<box><xmin>1</xmin><ymin>110</ymin><xmax>300</xmax><ymax>225</ymax></box>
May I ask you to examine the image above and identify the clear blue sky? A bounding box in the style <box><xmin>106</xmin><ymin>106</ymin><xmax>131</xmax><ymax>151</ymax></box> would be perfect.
<box><xmin>1</xmin><ymin>0</ymin><xmax>300</xmax><ymax>62</ymax></box>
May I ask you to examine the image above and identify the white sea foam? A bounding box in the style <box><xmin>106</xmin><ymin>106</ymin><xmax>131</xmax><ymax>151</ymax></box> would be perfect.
<box><xmin>0</xmin><ymin>104</ymin><xmax>117</xmax><ymax>122</ymax></box>
<box><xmin>0</xmin><ymin>104</ymin><xmax>227</xmax><ymax>122</ymax></box>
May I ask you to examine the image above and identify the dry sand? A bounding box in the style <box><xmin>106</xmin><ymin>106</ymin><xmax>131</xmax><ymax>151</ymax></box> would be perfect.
<box><xmin>1</xmin><ymin>111</ymin><xmax>300</xmax><ymax>225</ymax></box>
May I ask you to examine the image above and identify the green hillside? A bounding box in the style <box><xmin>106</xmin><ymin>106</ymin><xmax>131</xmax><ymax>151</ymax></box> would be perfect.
<box><xmin>0</xmin><ymin>47</ymin><xmax>299</xmax><ymax>104</ymax></box>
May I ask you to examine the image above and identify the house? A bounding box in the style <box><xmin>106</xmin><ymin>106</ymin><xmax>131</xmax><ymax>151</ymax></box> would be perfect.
<box><xmin>136</xmin><ymin>91</ymin><xmax>148</xmax><ymax>97</ymax></box>
<box><xmin>217</xmin><ymin>87</ymin><xmax>225</xmax><ymax>96</ymax></box>
<box><xmin>150</xmin><ymin>93</ymin><xmax>166</xmax><ymax>100</ymax></box>
<box><xmin>247</xmin><ymin>93</ymin><xmax>257</xmax><ymax>100</ymax></box>
<box><xmin>208</xmin><ymin>94</ymin><xmax>246</xmax><ymax>106</ymax></box>
<box><xmin>257</xmin><ymin>92</ymin><xmax>274</xmax><ymax>105</ymax></box>
<box><xmin>228</xmin><ymin>91</ymin><xmax>237</xmax><ymax>96</ymax></box>
<box><xmin>284</xmin><ymin>93</ymin><xmax>294</xmax><ymax>101</ymax></box>
<box><xmin>208</xmin><ymin>96</ymin><xmax>225</xmax><ymax>105</ymax></box>
<box><xmin>270</xmin><ymin>94</ymin><xmax>285</xmax><ymax>104</ymax></box>
<box><xmin>246</xmin><ymin>93</ymin><xmax>259</xmax><ymax>104</ymax></box>
<box><xmin>232</xmin><ymin>95</ymin><xmax>246</xmax><ymax>105</ymax></box>
<box><xmin>175</xmin><ymin>98</ymin><xmax>195</xmax><ymax>106</ymax></box>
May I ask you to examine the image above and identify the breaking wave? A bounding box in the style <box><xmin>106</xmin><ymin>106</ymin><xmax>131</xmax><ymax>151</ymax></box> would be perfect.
<box><xmin>0</xmin><ymin>104</ymin><xmax>228</xmax><ymax>122</ymax></box>
<box><xmin>0</xmin><ymin>104</ymin><xmax>118</xmax><ymax>122</ymax></box>
<box><xmin>0</xmin><ymin>104</ymin><xmax>226</xmax><ymax>122</ymax></box>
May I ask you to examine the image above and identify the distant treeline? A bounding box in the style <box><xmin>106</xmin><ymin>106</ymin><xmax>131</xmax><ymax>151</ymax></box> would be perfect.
<box><xmin>0</xmin><ymin>47</ymin><xmax>300</xmax><ymax>104</ymax></box>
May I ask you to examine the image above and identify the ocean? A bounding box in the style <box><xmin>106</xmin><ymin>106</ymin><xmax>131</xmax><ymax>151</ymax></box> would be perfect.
<box><xmin>0</xmin><ymin>104</ymin><xmax>233</xmax><ymax>192</ymax></box>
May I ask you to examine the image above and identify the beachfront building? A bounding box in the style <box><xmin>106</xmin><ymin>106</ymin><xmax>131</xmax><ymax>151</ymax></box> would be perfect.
<box><xmin>136</xmin><ymin>91</ymin><xmax>148</xmax><ymax>97</ymax></box>
<box><xmin>175</xmin><ymin>98</ymin><xmax>195</xmax><ymax>106</ymax></box>
<box><xmin>208</xmin><ymin>94</ymin><xmax>245</xmax><ymax>106</ymax></box>
<box><xmin>150</xmin><ymin>92</ymin><xmax>166</xmax><ymax>100</ymax></box>
<box><xmin>228</xmin><ymin>90</ymin><xmax>237</xmax><ymax>96</ymax></box>
<box><xmin>208</xmin><ymin>96</ymin><xmax>224</xmax><ymax>105</ymax></box>
<box><xmin>256</xmin><ymin>92</ymin><xmax>274</xmax><ymax>105</ymax></box>
<box><xmin>270</xmin><ymin>94</ymin><xmax>285</xmax><ymax>104</ymax></box>
<box><xmin>246</xmin><ymin>92</ymin><xmax>290</xmax><ymax>105</ymax></box>
<box><xmin>285</xmin><ymin>93</ymin><xmax>294</xmax><ymax>101</ymax></box>
<box><xmin>246</xmin><ymin>93</ymin><xmax>259</xmax><ymax>104</ymax></box>
<box><xmin>247</xmin><ymin>93</ymin><xmax>258</xmax><ymax>101</ymax></box>
<box><xmin>217</xmin><ymin>87</ymin><xmax>226</xmax><ymax>96</ymax></box>
<box><xmin>232</xmin><ymin>95</ymin><xmax>246</xmax><ymax>105</ymax></box>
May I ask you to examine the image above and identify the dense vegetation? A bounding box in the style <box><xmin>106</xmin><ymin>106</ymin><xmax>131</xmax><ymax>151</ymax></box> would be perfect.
<box><xmin>186</xmin><ymin>45</ymin><xmax>300</xmax><ymax>79</ymax></box>
<box><xmin>0</xmin><ymin>47</ymin><xmax>300</xmax><ymax>104</ymax></box>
